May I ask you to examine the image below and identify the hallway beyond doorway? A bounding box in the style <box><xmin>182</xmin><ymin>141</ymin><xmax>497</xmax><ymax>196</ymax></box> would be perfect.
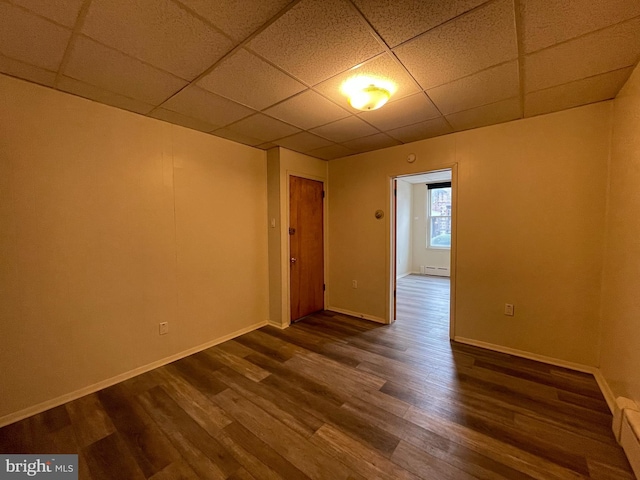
<box><xmin>396</xmin><ymin>275</ymin><xmax>449</xmax><ymax>337</ymax></box>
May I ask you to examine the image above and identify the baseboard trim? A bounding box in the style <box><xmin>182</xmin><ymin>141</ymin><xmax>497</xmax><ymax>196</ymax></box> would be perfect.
<box><xmin>453</xmin><ymin>337</ymin><xmax>597</xmax><ymax>375</ymax></box>
<box><xmin>0</xmin><ymin>320</ymin><xmax>268</xmax><ymax>428</ymax></box>
<box><xmin>593</xmin><ymin>369</ymin><xmax>617</xmax><ymax>414</ymax></box>
<box><xmin>410</xmin><ymin>271</ymin><xmax>451</xmax><ymax>278</ymax></box>
<box><xmin>327</xmin><ymin>307</ymin><xmax>387</xmax><ymax>324</ymax></box>
<box><xmin>396</xmin><ymin>272</ymin><xmax>411</xmax><ymax>280</ymax></box>
<box><xmin>267</xmin><ymin>320</ymin><xmax>290</xmax><ymax>330</ymax></box>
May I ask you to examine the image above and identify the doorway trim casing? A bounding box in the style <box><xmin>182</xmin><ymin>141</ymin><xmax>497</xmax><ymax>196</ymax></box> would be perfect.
<box><xmin>280</xmin><ymin>170</ymin><xmax>328</xmax><ymax>328</ymax></box>
<box><xmin>388</xmin><ymin>163</ymin><xmax>458</xmax><ymax>340</ymax></box>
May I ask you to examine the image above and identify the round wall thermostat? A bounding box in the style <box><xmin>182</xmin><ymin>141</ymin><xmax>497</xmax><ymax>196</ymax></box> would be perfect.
<box><xmin>407</xmin><ymin>153</ymin><xmax>416</xmax><ymax>163</ymax></box>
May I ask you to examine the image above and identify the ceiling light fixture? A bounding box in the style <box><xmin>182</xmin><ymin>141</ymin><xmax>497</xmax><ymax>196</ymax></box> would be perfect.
<box><xmin>341</xmin><ymin>76</ymin><xmax>396</xmax><ymax>111</ymax></box>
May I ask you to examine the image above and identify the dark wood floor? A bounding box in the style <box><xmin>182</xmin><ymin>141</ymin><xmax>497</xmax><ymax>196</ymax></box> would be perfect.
<box><xmin>0</xmin><ymin>274</ymin><xmax>633</xmax><ymax>479</ymax></box>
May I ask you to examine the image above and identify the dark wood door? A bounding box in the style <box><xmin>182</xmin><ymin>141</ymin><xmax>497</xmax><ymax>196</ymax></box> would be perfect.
<box><xmin>289</xmin><ymin>176</ymin><xmax>324</xmax><ymax>322</ymax></box>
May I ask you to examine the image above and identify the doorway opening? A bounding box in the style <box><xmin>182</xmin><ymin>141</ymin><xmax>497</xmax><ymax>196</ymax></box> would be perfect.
<box><xmin>392</xmin><ymin>169</ymin><xmax>454</xmax><ymax>338</ymax></box>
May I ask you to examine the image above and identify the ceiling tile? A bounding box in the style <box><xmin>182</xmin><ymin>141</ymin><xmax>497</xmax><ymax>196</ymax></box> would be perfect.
<box><xmin>0</xmin><ymin>53</ymin><xmax>56</xmax><ymax>87</ymax></box>
<box><xmin>148</xmin><ymin>108</ymin><xmax>217</xmax><ymax>132</ymax></box>
<box><xmin>427</xmin><ymin>61</ymin><xmax>519</xmax><ymax>115</ymax></box>
<box><xmin>274</xmin><ymin>132</ymin><xmax>333</xmax><ymax>153</ymax></box>
<box><xmin>247</xmin><ymin>0</ymin><xmax>383</xmax><ymax>85</ymax></box>
<box><xmin>342</xmin><ymin>133</ymin><xmax>400</xmax><ymax>153</ymax></box>
<box><xmin>525</xmin><ymin>68</ymin><xmax>633</xmax><ymax>117</ymax></box>
<box><xmin>446</xmin><ymin>97</ymin><xmax>521</xmax><ymax>130</ymax></box>
<box><xmin>308</xmin><ymin>143</ymin><xmax>354</xmax><ymax>160</ymax></box>
<box><xmin>11</xmin><ymin>0</ymin><xmax>85</xmax><ymax>28</ymax></box>
<box><xmin>0</xmin><ymin>3</ymin><xmax>71</xmax><ymax>71</ymax></box>
<box><xmin>82</xmin><ymin>0</ymin><xmax>234</xmax><ymax>80</ymax></box>
<box><xmin>58</xmin><ymin>76</ymin><xmax>155</xmax><ymax>114</ymax></box>
<box><xmin>387</xmin><ymin>117</ymin><xmax>452</xmax><ymax>143</ymax></box>
<box><xmin>310</xmin><ymin>116</ymin><xmax>378</xmax><ymax>143</ymax></box>
<box><xmin>212</xmin><ymin>127</ymin><xmax>264</xmax><ymax>146</ymax></box>
<box><xmin>524</xmin><ymin>18</ymin><xmax>640</xmax><ymax>93</ymax></box>
<box><xmin>65</xmin><ymin>36</ymin><xmax>187</xmax><ymax>105</ymax></box>
<box><xmin>521</xmin><ymin>0</ymin><xmax>640</xmax><ymax>53</ymax></box>
<box><xmin>352</xmin><ymin>0</ymin><xmax>490</xmax><ymax>47</ymax></box>
<box><xmin>162</xmin><ymin>86</ymin><xmax>254</xmax><ymax>128</ymax></box>
<box><xmin>314</xmin><ymin>53</ymin><xmax>420</xmax><ymax>112</ymax></box>
<box><xmin>226</xmin><ymin>114</ymin><xmax>301</xmax><ymax>142</ymax></box>
<box><xmin>264</xmin><ymin>90</ymin><xmax>350</xmax><ymax>129</ymax></box>
<box><xmin>358</xmin><ymin>93</ymin><xmax>440</xmax><ymax>131</ymax></box>
<box><xmin>394</xmin><ymin>0</ymin><xmax>517</xmax><ymax>90</ymax></box>
<box><xmin>197</xmin><ymin>48</ymin><xmax>305</xmax><ymax>110</ymax></box>
<box><xmin>176</xmin><ymin>0</ymin><xmax>294</xmax><ymax>42</ymax></box>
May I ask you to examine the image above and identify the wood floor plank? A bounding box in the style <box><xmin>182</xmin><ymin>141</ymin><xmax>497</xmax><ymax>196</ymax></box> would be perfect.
<box><xmin>226</xmin><ymin>467</ymin><xmax>257</xmax><ymax>480</ymax></box>
<box><xmin>65</xmin><ymin>394</ymin><xmax>116</xmax><ymax>448</ymax></box>
<box><xmin>40</xmin><ymin>404</ymin><xmax>71</xmax><ymax>433</ymax></box>
<box><xmin>138</xmin><ymin>386</ymin><xmax>240</xmax><ymax>477</ymax></box>
<box><xmin>213</xmin><ymin>366</ymin><xmax>323</xmax><ymax>439</ymax></box>
<box><xmin>148</xmin><ymin>459</ymin><xmax>200</xmax><ymax>480</ymax></box>
<box><xmin>0</xmin><ymin>274</ymin><xmax>633</xmax><ymax>479</ymax></box>
<box><xmin>204</xmin><ymin>347</ymin><xmax>271</xmax><ymax>382</ymax></box>
<box><xmin>513</xmin><ymin>413</ymin><xmax>631</xmax><ymax>469</ymax></box>
<box><xmin>403</xmin><ymin>405</ymin><xmax>587</xmax><ymax>480</ymax></box>
<box><xmin>241</xmin><ymin>329</ymin><xmax>307</xmax><ymax>360</ymax></box>
<box><xmin>340</xmin><ymin>395</ymin><xmax>535</xmax><ymax>480</ymax></box>
<box><xmin>83</xmin><ymin>433</ymin><xmax>146</xmax><ymax>480</ymax></box>
<box><xmin>214</xmin><ymin>427</ymin><xmax>285</xmax><ymax>480</ymax></box>
<box><xmin>168</xmin><ymin>355</ymin><xmax>228</xmax><ymax>399</ymax></box>
<box><xmin>213</xmin><ymin>388</ymin><xmax>353</xmax><ymax>480</ymax></box>
<box><xmin>152</xmin><ymin>367</ymin><xmax>234</xmax><ymax>435</ymax></box>
<box><xmin>310</xmin><ymin>423</ymin><xmax>421</xmax><ymax>480</ymax></box>
<box><xmin>215</xmin><ymin>339</ymin><xmax>256</xmax><ymax>358</ymax></box>
<box><xmin>222</xmin><ymin>421</ymin><xmax>311</xmax><ymax>480</ymax></box>
<box><xmin>391</xmin><ymin>439</ymin><xmax>480</xmax><ymax>480</ymax></box>
<box><xmin>283</xmin><ymin>353</ymin><xmax>385</xmax><ymax>398</ymax></box>
<box><xmin>245</xmin><ymin>350</ymin><xmax>345</xmax><ymax>406</ymax></box>
<box><xmin>261</xmin><ymin>373</ymin><xmax>401</xmax><ymax>458</ymax></box>
<box><xmin>587</xmin><ymin>458</ymin><xmax>637</xmax><ymax>480</ymax></box>
<box><xmin>97</xmin><ymin>384</ymin><xmax>179</xmax><ymax>478</ymax></box>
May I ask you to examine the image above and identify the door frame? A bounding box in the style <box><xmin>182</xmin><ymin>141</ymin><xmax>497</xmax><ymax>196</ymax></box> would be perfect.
<box><xmin>281</xmin><ymin>170</ymin><xmax>327</xmax><ymax>328</ymax></box>
<box><xmin>388</xmin><ymin>164</ymin><xmax>458</xmax><ymax>340</ymax></box>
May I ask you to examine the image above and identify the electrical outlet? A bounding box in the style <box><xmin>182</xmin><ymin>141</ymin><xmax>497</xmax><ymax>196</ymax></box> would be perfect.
<box><xmin>504</xmin><ymin>304</ymin><xmax>514</xmax><ymax>316</ymax></box>
<box><xmin>159</xmin><ymin>322</ymin><xmax>169</xmax><ymax>335</ymax></box>
<box><xmin>352</xmin><ymin>280</ymin><xmax>358</xmax><ymax>289</ymax></box>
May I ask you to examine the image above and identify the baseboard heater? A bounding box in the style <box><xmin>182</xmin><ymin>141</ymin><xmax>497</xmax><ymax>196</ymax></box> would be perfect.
<box><xmin>421</xmin><ymin>266</ymin><xmax>449</xmax><ymax>276</ymax></box>
<box><xmin>613</xmin><ymin>397</ymin><xmax>640</xmax><ymax>478</ymax></box>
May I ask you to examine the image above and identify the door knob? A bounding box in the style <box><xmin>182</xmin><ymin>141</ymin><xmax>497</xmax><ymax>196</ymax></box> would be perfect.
<box><xmin>290</xmin><ymin>257</ymin><xmax>297</xmax><ymax>264</ymax></box>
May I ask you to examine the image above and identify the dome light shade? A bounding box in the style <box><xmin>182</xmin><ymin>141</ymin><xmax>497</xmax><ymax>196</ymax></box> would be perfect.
<box><xmin>348</xmin><ymin>85</ymin><xmax>391</xmax><ymax>111</ymax></box>
<box><xmin>341</xmin><ymin>75</ymin><xmax>396</xmax><ymax>111</ymax></box>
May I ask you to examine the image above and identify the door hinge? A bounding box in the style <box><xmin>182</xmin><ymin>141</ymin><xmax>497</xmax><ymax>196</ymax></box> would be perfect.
<box><xmin>322</xmin><ymin>190</ymin><xmax>325</xmax><ymax>198</ymax></box>
<box><xmin>394</xmin><ymin>188</ymin><xmax>397</xmax><ymax>197</ymax></box>
<box><xmin>393</xmin><ymin>290</ymin><xmax>396</xmax><ymax>298</ymax></box>
<box><xmin>323</xmin><ymin>284</ymin><xmax>326</xmax><ymax>291</ymax></box>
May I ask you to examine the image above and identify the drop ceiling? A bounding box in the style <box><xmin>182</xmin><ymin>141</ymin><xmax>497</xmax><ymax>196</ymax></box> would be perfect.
<box><xmin>2</xmin><ymin>0</ymin><xmax>639</xmax><ymax>160</ymax></box>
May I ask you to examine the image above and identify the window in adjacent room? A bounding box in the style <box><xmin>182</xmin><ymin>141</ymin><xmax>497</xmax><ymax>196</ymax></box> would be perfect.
<box><xmin>427</xmin><ymin>182</ymin><xmax>451</xmax><ymax>248</ymax></box>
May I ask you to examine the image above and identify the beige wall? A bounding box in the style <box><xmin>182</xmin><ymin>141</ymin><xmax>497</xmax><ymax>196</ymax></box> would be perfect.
<box><xmin>328</xmin><ymin>102</ymin><xmax>612</xmax><ymax>365</ymax></box>
<box><xmin>267</xmin><ymin>148</ymin><xmax>282</xmax><ymax>326</ymax></box>
<box><xmin>396</xmin><ymin>179</ymin><xmax>412</xmax><ymax>277</ymax></box>
<box><xmin>0</xmin><ymin>74</ymin><xmax>269</xmax><ymax>422</ymax></box>
<box><xmin>600</xmin><ymin>63</ymin><xmax>640</xmax><ymax>403</ymax></box>
<box><xmin>267</xmin><ymin>148</ymin><xmax>328</xmax><ymax>328</ymax></box>
<box><xmin>411</xmin><ymin>183</ymin><xmax>451</xmax><ymax>276</ymax></box>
